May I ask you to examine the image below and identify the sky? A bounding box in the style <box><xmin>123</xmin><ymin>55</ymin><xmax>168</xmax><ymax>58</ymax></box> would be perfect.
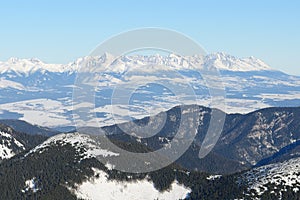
<box><xmin>0</xmin><ymin>0</ymin><xmax>299</xmax><ymax>75</ymax></box>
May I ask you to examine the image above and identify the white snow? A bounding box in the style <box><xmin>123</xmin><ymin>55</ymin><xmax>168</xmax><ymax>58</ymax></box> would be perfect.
<box><xmin>25</xmin><ymin>133</ymin><xmax>119</xmax><ymax>160</ymax></box>
<box><xmin>0</xmin><ymin>95</ymin><xmax>279</xmax><ymax>128</ymax></box>
<box><xmin>206</xmin><ymin>175</ymin><xmax>222</xmax><ymax>181</ymax></box>
<box><xmin>104</xmin><ymin>162</ymin><xmax>115</xmax><ymax>170</ymax></box>
<box><xmin>0</xmin><ymin>131</ymin><xmax>25</xmax><ymax>159</ymax></box>
<box><xmin>0</xmin><ymin>53</ymin><xmax>272</xmax><ymax>75</ymax></box>
<box><xmin>0</xmin><ymin>98</ymin><xmax>72</xmax><ymax>127</ymax></box>
<box><xmin>244</xmin><ymin>157</ymin><xmax>300</xmax><ymax>196</ymax></box>
<box><xmin>21</xmin><ymin>177</ymin><xmax>39</xmax><ymax>193</ymax></box>
<box><xmin>71</xmin><ymin>168</ymin><xmax>191</xmax><ymax>200</ymax></box>
<box><xmin>203</xmin><ymin>52</ymin><xmax>271</xmax><ymax>71</ymax></box>
<box><xmin>0</xmin><ymin>57</ymin><xmax>76</xmax><ymax>74</ymax></box>
<box><xmin>0</xmin><ymin>142</ymin><xmax>15</xmax><ymax>159</ymax></box>
<box><xmin>0</xmin><ymin>77</ymin><xmax>25</xmax><ymax>90</ymax></box>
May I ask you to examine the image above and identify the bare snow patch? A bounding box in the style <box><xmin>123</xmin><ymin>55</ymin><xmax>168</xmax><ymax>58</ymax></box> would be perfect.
<box><xmin>206</xmin><ymin>175</ymin><xmax>222</xmax><ymax>181</ymax></box>
<box><xmin>72</xmin><ymin>168</ymin><xmax>191</xmax><ymax>200</ymax></box>
<box><xmin>21</xmin><ymin>177</ymin><xmax>39</xmax><ymax>193</ymax></box>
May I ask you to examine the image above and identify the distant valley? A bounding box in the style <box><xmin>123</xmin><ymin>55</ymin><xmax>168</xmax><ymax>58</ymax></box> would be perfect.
<box><xmin>0</xmin><ymin>53</ymin><xmax>300</xmax><ymax>128</ymax></box>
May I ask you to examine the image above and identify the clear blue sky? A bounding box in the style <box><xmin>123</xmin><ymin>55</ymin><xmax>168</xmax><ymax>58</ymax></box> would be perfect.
<box><xmin>0</xmin><ymin>0</ymin><xmax>299</xmax><ymax>75</ymax></box>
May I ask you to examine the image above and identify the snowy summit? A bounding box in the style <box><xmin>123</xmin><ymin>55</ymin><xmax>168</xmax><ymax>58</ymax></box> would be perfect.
<box><xmin>0</xmin><ymin>53</ymin><xmax>272</xmax><ymax>74</ymax></box>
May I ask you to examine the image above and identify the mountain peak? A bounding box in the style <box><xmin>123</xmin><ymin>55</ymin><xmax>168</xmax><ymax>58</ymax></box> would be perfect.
<box><xmin>205</xmin><ymin>52</ymin><xmax>271</xmax><ymax>71</ymax></box>
<box><xmin>0</xmin><ymin>52</ymin><xmax>274</xmax><ymax>74</ymax></box>
<box><xmin>7</xmin><ymin>57</ymin><xmax>44</xmax><ymax>64</ymax></box>
<box><xmin>8</xmin><ymin>57</ymin><xmax>20</xmax><ymax>63</ymax></box>
<box><xmin>210</xmin><ymin>52</ymin><xmax>233</xmax><ymax>59</ymax></box>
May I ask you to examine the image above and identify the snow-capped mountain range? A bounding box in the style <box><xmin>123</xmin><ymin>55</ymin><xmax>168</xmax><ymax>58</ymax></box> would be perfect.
<box><xmin>0</xmin><ymin>52</ymin><xmax>299</xmax><ymax>128</ymax></box>
<box><xmin>0</xmin><ymin>52</ymin><xmax>271</xmax><ymax>74</ymax></box>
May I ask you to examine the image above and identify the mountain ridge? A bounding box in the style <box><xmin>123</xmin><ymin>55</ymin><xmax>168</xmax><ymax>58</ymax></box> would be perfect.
<box><xmin>0</xmin><ymin>121</ymin><xmax>299</xmax><ymax>199</ymax></box>
<box><xmin>0</xmin><ymin>52</ymin><xmax>275</xmax><ymax>74</ymax></box>
<box><xmin>0</xmin><ymin>123</ymin><xmax>47</xmax><ymax>160</ymax></box>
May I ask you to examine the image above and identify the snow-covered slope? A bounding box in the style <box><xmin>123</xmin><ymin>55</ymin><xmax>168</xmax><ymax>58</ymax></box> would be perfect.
<box><xmin>0</xmin><ymin>57</ymin><xmax>73</xmax><ymax>74</ymax></box>
<box><xmin>204</xmin><ymin>52</ymin><xmax>271</xmax><ymax>71</ymax></box>
<box><xmin>23</xmin><ymin>132</ymin><xmax>191</xmax><ymax>200</ymax></box>
<box><xmin>0</xmin><ymin>129</ymin><xmax>25</xmax><ymax>159</ymax></box>
<box><xmin>72</xmin><ymin>168</ymin><xmax>190</xmax><ymax>200</ymax></box>
<box><xmin>25</xmin><ymin>133</ymin><xmax>119</xmax><ymax>161</ymax></box>
<box><xmin>243</xmin><ymin>157</ymin><xmax>300</xmax><ymax>198</ymax></box>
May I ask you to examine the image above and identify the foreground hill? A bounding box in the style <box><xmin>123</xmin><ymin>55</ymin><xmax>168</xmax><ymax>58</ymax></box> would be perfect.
<box><xmin>242</xmin><ymin>157</ymin><xmax>300</xmax><ymax>199</ymax></box>
<box><xmin>0</xmin><ymin>133</ymin><xmax>212</xmax><ymax>199</ymax></box>
<box><xmin>0</xmin><ymin>131</ymin><xmax>299</xmax><ymax>199</ymax></box>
